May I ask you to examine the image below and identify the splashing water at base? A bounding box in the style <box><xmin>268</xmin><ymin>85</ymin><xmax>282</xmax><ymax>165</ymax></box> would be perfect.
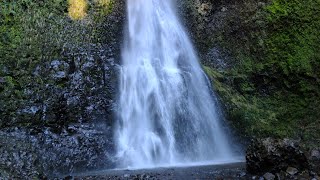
<box><xmin>115</xmin><ymin>0</ymin><xmax>242</xmax><ymax>169</ymax></box>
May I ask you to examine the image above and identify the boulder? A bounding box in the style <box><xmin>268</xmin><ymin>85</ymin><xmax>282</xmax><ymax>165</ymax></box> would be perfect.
<box><xmin>263</xmin><ymin>172</ymin><xmax>275</xmax><ymax>180</ymax></box>
<box><xmin>286</xmin><ymin>167</ymin><xmax>298</xmax><ymax>176</ymax></box>
<box><xmin>0</xmin><ymin>77</ymin><xmax>5</xmax><ymax>83</ymax></box>
<box><xmin>310</xmin><ymin>148</ymin><xmax>320</xmax><ymax>176</ymax></box>
<box><xmin>246</xmin><ymin>138</ymin><xmax>309</xmax><ymax>175</ymax></box>
<box><xmin>311</xmin><ymin>149</ymin><xmax>320</xmax><ymax>159</ymax></box>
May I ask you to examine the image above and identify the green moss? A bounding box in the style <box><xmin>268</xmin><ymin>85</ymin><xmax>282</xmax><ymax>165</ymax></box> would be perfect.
<box><xmin>0</xmin><ymin>0</ymin><xmax>115</xmax><ymax>128</ymax></box>
<box><xmin>260</xmin><ymin>0</ymin><xmax>320</xmax><ymax>80</ymax></box>
<box><xmin>200</xmin><ymin>0</ymin><xmax>320</xmax><ymax>146</ymax></box>
<box><xmin>204</xmin><ymin>64</ymin><xmax>320</xmax><ymax>147</ymax></box>
<box><xmin>95</xmin><ymin>0</ymin><xmax>115</xmax><ymax>17</ymax></box>
<box><xmin>204</xmin><ymin>66</ymin><xmax>281</xmax><ymax>137</ymax></box>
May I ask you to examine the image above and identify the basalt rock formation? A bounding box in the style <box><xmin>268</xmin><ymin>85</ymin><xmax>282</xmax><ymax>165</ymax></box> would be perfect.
<box><xmin>246</xmin><ymin>138</ymin><xmax>319</xmax><ymax>179</ymax></box>
<box><xmin>0</xmin><ymin>0</ymin><xmax>125</xmax><ymax>178</ymax></box>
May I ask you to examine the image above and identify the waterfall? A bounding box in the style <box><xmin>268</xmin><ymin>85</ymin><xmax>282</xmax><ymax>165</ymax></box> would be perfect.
<box><xmin>115</xmin><ymin>0</ymin><xmax>241</xmax><ymax>169</ymax></box>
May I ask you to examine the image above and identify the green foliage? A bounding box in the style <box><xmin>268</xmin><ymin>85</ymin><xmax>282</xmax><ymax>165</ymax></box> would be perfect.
<box><xmin>0</xmin><ymin>0</ymin><xmax>113</xmax><ymax>127</ymax></box>
<box><xmin>204</xmin><ymin>67</ymin><xmax>292</xmax><ymax>138</ymax></box>
<box><xmin>265</xmin><ymin>0</ymin><xmax>320</xmax><ymax>77</ymax></box>
<box><xmin>0</xmin><ymin>0</ymin><xmax>67</xmax><ymax>74</ymax></box>
<box><xmin>203</xmin><ymin>0</ymin><xmax>320</xmax><ymax>146</ymax></box>
<box><xmin>205</xmin><ymin>66</ymin><xmax>320</xmax><ymax>147</ymax></box>
<box><xmin>93</xmin><ymin>0</ymin><xmax>115</xmax><ymax>20</ymax></box>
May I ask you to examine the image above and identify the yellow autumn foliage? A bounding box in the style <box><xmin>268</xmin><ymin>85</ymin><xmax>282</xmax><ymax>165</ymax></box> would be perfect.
<box><xmin>96</xmin><ymin>0</ymin><xmax>111</xmax><ymax>7</ymax></box>
<box><xmin>68</xmin><ymin>0</ymin><xmax>88</xmax><ymax>20</ymax></box>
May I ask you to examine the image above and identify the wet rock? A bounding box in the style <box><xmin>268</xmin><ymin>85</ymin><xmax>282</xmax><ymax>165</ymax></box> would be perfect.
<box><xmin>53</xmin><ymin>71</ymin><xmax>67</xmax><ymax>79</ymax></box>
<box><xmin>204</xmin><ymin>47</ymin><xmax>231</xmax><ymax>70</ymax></box>
<box><xmin>198</xmin><ymin>3</ymin><xmax>212</xmax><ymax>16</ymax></box>
<box><xmin>0</xmin><ymin>124</ymin><xmax>114</xmax><ymax>178</ymax></box>
<box><xmin>50</xmin><ymin>60</ymin><xmax>69</xmax><ymax>80</ymax></box>
<box><xmin>286</xmin><ymin>167</ymin><xmax>298</xmax><ymax>176</ymax></box>
<box><xmin>297</xmin><ymin>171</ymin><xmax>311</xmax><ymax>180</ymax></box>
<box><xmin>310</xmin><ymin>149</ymin><xmax>320</xmax><ymax>176</ymax></box>
<box><xmin>311</xmin><ymin>149</ymin><xmax>320</xmax><ymax>160</ymax></box>
<box><xmin>51</xmin><ymin>60</ymin><xmax>69</xmax><ymax>71</ymax></box>
<box><xmin>221</xmin><ymin>7</ymin><xmax>227</xmax><ymax>12</ymax></box>
<box><xmin>0</xmin><ymin>77</ymin><xmax>5</xmax><ymax>83</ymax></box>
<box><xmin>246</xmin><ymin>138</ymin><xmax>309</xmax><ymax>174</ymax></box>
<box><xmin>263</xmin><ymin>172</ymin><xmax>275</xmax><ymax>180</ymax></box>
<box><xmin>238</xmin><ymin>171</ymin><xmax>246</xmax><ymax>177</ymax></box>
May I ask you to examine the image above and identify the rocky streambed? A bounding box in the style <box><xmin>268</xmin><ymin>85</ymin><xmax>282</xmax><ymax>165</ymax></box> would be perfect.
<box><xmin>67</xmin><ymin>138</ymin><xmax>320</xmax><ymax>180</ymax></box>
<box><xmin>69</xmin><ymin>163</ymin><xmax>247</xmax><ymax>180</ymax></box>
<box><xmin>1</xmin><ymin>125</ymin><xmax>319</xmax><ymax>179</ymax></box>
<box><xmin>0</xmin><ymin>124</ymin><xmax>115</xmax><ymax>178</ymax></box>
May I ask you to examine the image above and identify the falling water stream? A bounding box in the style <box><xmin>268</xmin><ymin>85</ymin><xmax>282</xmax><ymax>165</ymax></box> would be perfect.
<box><xmin>115</xmin><ymin>0</ymin><xmax>241</xmax><ymax>169</ymax></box>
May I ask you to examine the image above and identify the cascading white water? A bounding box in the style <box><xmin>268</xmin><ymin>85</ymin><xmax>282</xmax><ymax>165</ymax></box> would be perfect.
<box><xmin>115</xmin><ymin>0</ymin><xmax>240</xmax><ymax>168</ymax></box>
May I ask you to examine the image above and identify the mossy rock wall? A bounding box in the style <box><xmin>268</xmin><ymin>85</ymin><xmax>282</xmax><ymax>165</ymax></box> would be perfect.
<box><xmin>0</xmin><ymin>0</ymin><xmax>126</xmax><ymax>177</ymax></box>
<box><xmin>0</xmin><ymin>0</ymin><xmax>125</xmax><ymax>128</ymax></box>
<box><xmin>183</xmin><ymin>0</ymin><xmax>320</xmax><ymax>147</ymax></box>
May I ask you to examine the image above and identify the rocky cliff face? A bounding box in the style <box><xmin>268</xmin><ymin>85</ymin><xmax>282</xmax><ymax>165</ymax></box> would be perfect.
<box><xmin>0</xmin><ymin>0</ymin><xmax>124</xmax><ymax>129</ymax></box>
<box><xmin>0</xmin><ymin>0</ymin><xmax>125</xmax><ymax>178</ymax></box>
<box><xmin>246</xmin><ymin>138</ymin><xmax>320</xmax><ymax>179</ymax></box>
